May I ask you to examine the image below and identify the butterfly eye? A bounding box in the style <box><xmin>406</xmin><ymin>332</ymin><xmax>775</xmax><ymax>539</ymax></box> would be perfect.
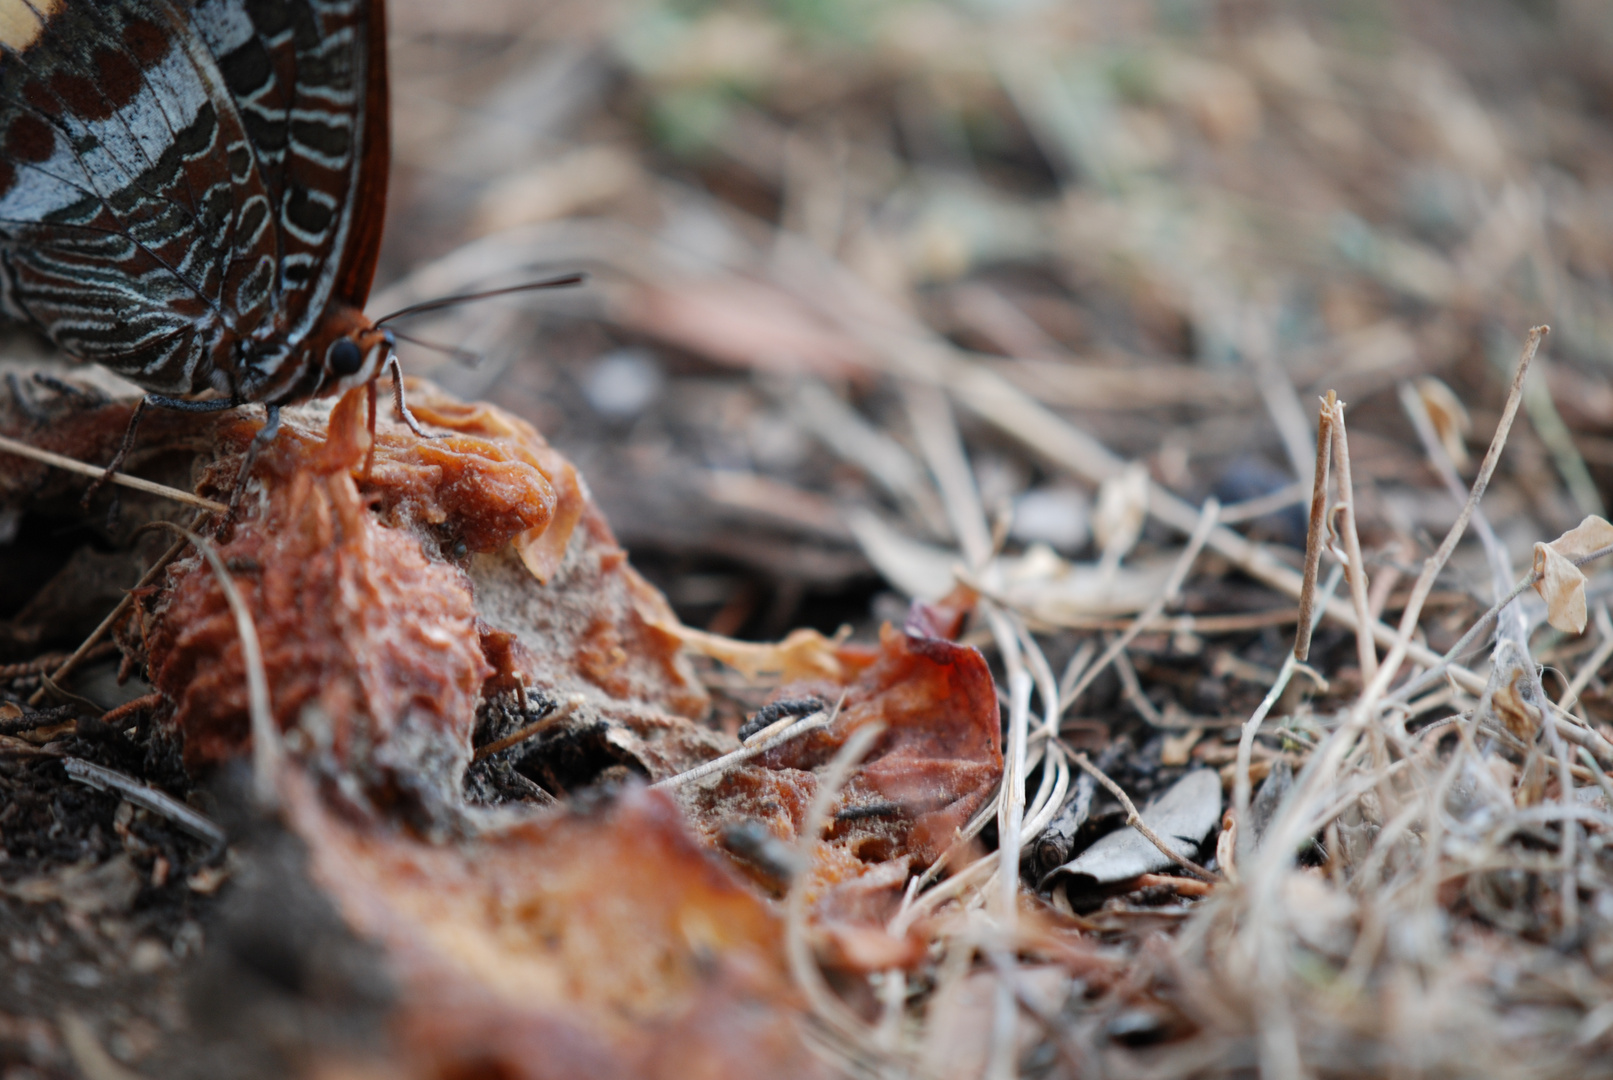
<box><xmin>328</xmin><ymin>337</ymin><xmax>364</xmax><ymax>377</ymax></box>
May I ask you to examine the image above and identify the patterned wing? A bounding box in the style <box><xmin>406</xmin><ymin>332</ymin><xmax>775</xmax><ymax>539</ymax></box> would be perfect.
<box><xmin>192</xmin><ymin>0</ymin><xmax>388</xmax><ymax>402</ymax></box>
<box><xmin>0</xmin><ymin>0</ymin><xmax>387</xmax><ymax>401</ymax></box>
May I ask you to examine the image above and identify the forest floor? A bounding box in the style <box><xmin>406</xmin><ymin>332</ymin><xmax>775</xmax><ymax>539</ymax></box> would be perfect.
<box><xmin>8</xmin><ymin>1</ymin><xmax>1613</xmax><ymax>1077</ymax></box>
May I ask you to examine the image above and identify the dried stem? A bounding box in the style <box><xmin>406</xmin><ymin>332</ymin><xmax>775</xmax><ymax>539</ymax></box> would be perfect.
<box><xmin>1061</xmin><ymin>498</ymin><xmax>1220</xmax><ymax>712</ymax></box>
<box><xmin>1294</xmin><ymin>398</ymin><xmax>1334</xmax><ymax>661</ymax></box>
<box><xmin>472</xmin><ymin>693</ymin><xmax>586</xmax><ymax>763</ymax></box>
<box><xmin>650</xmin><ymin>694</ymin><xmax>844</xmax><ymax>788</ymax></box>
<box><xmin>0</xmin><ymin>432</ymin><xmax>228</xmax><ymax>514</ymax></box>
<box><xmin>1362</xmin><ymin>326</ymin><xmax>1547</xmax><ymax>707</ymax></box>
<box><xmin>1329</xmin><ymin>396</ymin><xmax>1378</xmax><ymax>684</ymax></box>
<box><xmin>63</xmin><ymin>758</ymin><xmax>225</xmax><ymax>847</ymax></box>
<box><xmin>1238</xmin><ymin>566</ymin><xmax>1344</xmax><ymax>858</ymax></box>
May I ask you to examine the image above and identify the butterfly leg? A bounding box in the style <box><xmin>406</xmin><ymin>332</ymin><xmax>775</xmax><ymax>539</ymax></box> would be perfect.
<box><xmin>83</xmin><ymin>395</ymin><xmax>239</xmax><ymax>509</ymax></box>
<box><xmin>221</xmin><ymin>405</ymin><xmax>282</xmax><ymax>527</ymax></box>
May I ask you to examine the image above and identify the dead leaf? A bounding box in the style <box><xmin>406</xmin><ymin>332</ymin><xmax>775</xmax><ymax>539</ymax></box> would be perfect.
<box><xmin>1534</xmin><ymin>541</ymin><xmax>1590</xmax><ymax>633</ymax></box>
<box><xmin>1415</xmin><ymin>376</ymin><xmax>1472</xmax><ymax>468</ymax></box>
<box><xmin>1518</xmin><ymin>748</ymin><xmax>1548</xmax><ymax>807</ymax></box>
<box><xmin>1161</xmin><ymin>728</ymin><xmax>1203</xmax><ymax>766</ymax></box>
<box><xmin>1493</xmin><ymin>670</ymin><xmax>1542</xmax><ymax>742</ymax></box>
<box><xmin>471</xmin><ymin>145</ymin><xmax>641</xmax><ymax>236</ymax></box>
<box><xmin>1550</xmin><ymin>514</ymin><xmax>1613</xmax><ymax>561</ymax></box>
<box><xmin>621</xmin><ymin>278</ymin><xmax>870</xmax><ymax>381</ymax></box>
<box><xmin>1529</xmin><ymin>511</ymin><xmax>1613</xmax><ymax>633</ymax></box>
<box><xmin>286</xmin><ymin>776</ymin><xmax>828</xmax><ymax>1080</ymax></box>
<box><xmin>680</xmin><ymin>620</ymin><xmax>1002</xmax><ymax>923</ymax></box>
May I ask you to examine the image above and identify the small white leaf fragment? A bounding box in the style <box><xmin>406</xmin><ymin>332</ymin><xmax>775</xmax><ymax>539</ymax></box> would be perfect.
<box><xmin>1094</xmin><ymin>462</ymin><xmax>1150</xmax><ymax>570</ymax></box>
<box><xmin>1042</xmin><ymin>769</ymin><xmax>1222</xmax><ymax>890</ymax></box>
<box><xmin>1532</xmin><ymin>514</ymin><xmax>1613</xmax><ymax>634</ymax></box>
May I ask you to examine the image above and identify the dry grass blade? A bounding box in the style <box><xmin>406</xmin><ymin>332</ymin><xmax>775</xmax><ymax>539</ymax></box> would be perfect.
<box><xmin>1294</xmin><ymin>397</ymin><xmax>1334</xmax><ymax>661</ymax></box>
<box><xmin>1237</xmin><ymin>566</ymin><xmax>1343</xmax><ymax>859</ymax></box>
<box><xmin>1328</xmin><ymin>396</ymin><xmax>1378</xmax><ymax>683</ymax></box>
<box><xmin>1061</xmin><ymin>498</ymin><xmax>1220</xmax><ymax>712</ymax></box>
<box><xmin>0</xmin><ymin>432</ymin><xmax>227</xmax><ymax>514</ymax></box>
<box><xmin>785</xmin><ymin>721</ymin><xmax>888</xmax><ymax>1057</ymax></box>
<box><xmin>650</xmin><ymin>693</ymin><xmax>844</xmax><ymax>788</ymax></box>
<box><xmin>62</xmin><ymin>758</ymin><xmax>226</xmax><ymax>847</ymax></box>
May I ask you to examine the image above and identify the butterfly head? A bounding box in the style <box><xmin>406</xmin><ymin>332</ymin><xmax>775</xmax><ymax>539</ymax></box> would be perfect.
<box><xmin>323</xmin><ymin>323</ymin><xmax>394</xmax><ymax>394</ymax></box>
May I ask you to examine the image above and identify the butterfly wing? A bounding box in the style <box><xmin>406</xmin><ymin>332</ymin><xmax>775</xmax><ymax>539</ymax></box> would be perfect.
<box><xmin>0</xmin><ymin>0</ymin><xmax>387</xmax><ymax>401</ymax></box>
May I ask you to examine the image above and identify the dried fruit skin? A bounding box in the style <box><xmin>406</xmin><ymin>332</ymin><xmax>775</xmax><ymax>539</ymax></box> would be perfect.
<box><xmin>286</xmin><ymin>777</ymin><xmax>827</xmax><ymax>1080</ymax></box>
<box><xmin>143</xmin><ymin>383</ymin><xmax>591</xmax><ymax>800</ymax></box>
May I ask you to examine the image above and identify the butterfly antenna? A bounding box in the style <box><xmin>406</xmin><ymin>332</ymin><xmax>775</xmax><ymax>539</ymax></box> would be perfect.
<box><xmin>375</xmin><ymin>272</ymin><xmax>586</xmax><ymax>326</ymax></box>
<box><xmin>389</xmin><ymin>329</ymin><xmax>484</xmax><ymax>367</ymax></box>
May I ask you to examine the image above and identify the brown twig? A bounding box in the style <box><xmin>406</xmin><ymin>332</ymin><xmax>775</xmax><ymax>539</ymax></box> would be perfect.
<box><xmin>472</xmin><ymin>693</ymin><xmax>586</xmax><ymax>763</ymax></box>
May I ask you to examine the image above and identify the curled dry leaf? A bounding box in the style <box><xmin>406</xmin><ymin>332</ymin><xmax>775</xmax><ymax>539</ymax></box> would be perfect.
<box><xmin>678</xmin><ymin>599</ymin><xmax>1002</xmax><ymax>942</ymax></box>
<box><xmin>1415</xmin><ymin>376</ymin><xmax>1472</xmax><ymax>469</ymax></box>
<box><xmin>1532</xmin><ymin>514</ymin><xmax>1613</xmax><ymax>633</ymax></box>
<box><xmin>1481</xmin><ymin>643</ymin><xmax>1544</xmax><ymax>743</ymax></box>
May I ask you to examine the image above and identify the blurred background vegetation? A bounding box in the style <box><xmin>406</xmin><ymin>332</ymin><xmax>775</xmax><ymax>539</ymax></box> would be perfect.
<box><xmin>373</xmin><ymin>0</ymin><xmax>1613</xmax><ymax>644</ymax></box>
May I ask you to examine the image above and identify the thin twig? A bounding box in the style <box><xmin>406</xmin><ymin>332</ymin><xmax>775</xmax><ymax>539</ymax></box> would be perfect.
<box><xmin>1061</xmin><ymin>498</ymin><xmax>1220</xmax><ymax>712</ymax></box>
<box><xmin>472</xmin><ymin>693</ymin><xmax>586</xmax><ymax>763</ymax></box>
<box><xmin>1559</xmin><ymin>602</ymin><xmax>1613</xmax><ymax>712</ymax></box>
<box><xmin>27</xmin><ymin>535</ymin><xmax>192</xmax><ymax>708</ymax></box>
<box><xmin>1361</xmin><ymin>326</ymin><xmax>1546</xmax><ymax>707</ymax></box>
<box><xmin>63</xmin><ymin>758</ymin><xmax>226</xmax><ymax>847</ymax></box>
<box><xmin>651</xmin><ymin>693</ymin><xmax>846</xmax><ymax>789</ymax></box>
<box><xmin>1219</xmin><ymin>481</ymin><xmax>1308</xmax><ymax>524</ymax></box>
<box><xmin>1062</xmin><ymin>742</ymin><xmax>1219</xmax><ymax>883</ymax></box>
<box><xmin>1577</xmin><ymin>748</ymin><xmax>1613</xmax><ymax>811</ymax></box>
<box><xmin>1388</xmin><ymin>537</ymin><xmax>1613</xmax><ymax>707</ymax></box>
<box><xmin>0</xmin><ymin>432</ymin><xmax>227</xmax><ymax>513</ymax></box>
<box><xmin>1329</xmin><ymin>396</ymin><xmax>1377</xmax><ymax>684</ymax></box>
<box><xmin>1238</xmin><ymin>566</ymin><xmax>1344</xmax><ymax>859</ymax></box>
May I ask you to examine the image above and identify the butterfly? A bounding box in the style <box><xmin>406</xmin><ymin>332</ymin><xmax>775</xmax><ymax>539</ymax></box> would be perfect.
<box><xmin>0</xmin><ymin>0</ymin><xmax>401</xmax><ymax>469</ymax></box>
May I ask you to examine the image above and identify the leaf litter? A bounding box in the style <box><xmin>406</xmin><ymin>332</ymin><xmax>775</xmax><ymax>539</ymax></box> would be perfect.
<box><xmin>7</xmin><ymin>1</ymin><xmax>1613</xmax><ymax>1078</ymax></box>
